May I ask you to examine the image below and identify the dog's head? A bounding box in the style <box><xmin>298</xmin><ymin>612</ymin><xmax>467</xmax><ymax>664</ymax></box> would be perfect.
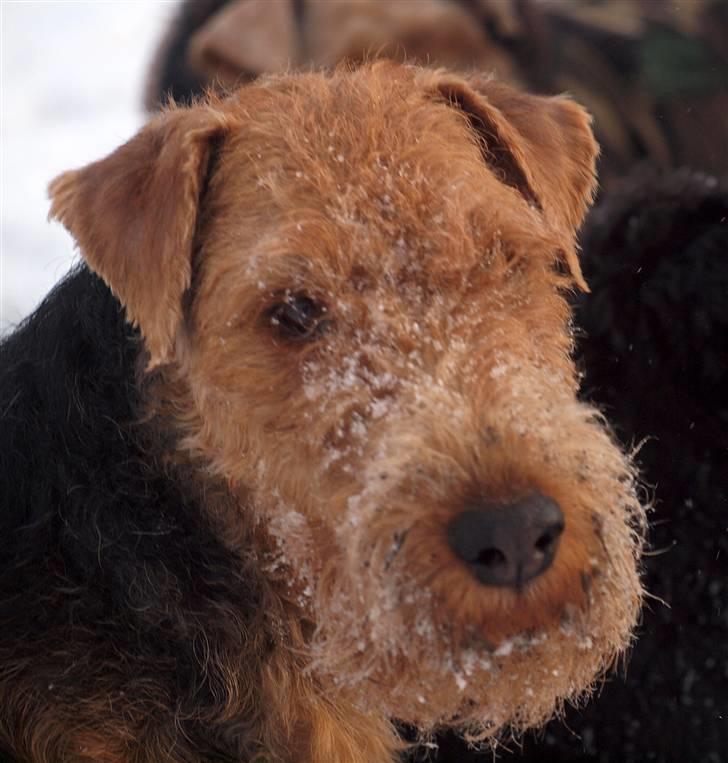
<box><xmin>50</xmin><ymin>63</ymin><xmax>644</xmax><ymax>740</ymax></box>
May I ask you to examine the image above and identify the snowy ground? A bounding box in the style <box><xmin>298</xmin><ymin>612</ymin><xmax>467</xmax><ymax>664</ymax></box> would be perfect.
<box><xmin>1</xmin><ymin>1</ymin><xmax>174</xmax><ymax>332</ymax></box>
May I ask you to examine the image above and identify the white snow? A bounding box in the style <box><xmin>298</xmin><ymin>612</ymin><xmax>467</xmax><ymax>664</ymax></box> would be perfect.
<box><xmin>1</xmin><ymin>1</ymin><xmax>173</xmax><ymax>332</ymax></box>
<box><xmin>493</xmin><ymin>639</ymin><xmax>514</xmax><ymax>657</ymax></box>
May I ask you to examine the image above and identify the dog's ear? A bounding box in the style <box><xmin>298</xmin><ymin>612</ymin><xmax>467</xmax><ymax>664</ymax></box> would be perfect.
<box><xmin>433</xmin><ymin>75</ymin><xmax>599</xmax><ymax>290</ymax></box>
<box><xmin>188</xmin><ymin>0</ymin><xmax>296</xmax><ymax>83</ymax></box>
<box><xmin>49</xmin><ymin>107</ymin><xmax>230</xmax><ymax>368</ymax></box>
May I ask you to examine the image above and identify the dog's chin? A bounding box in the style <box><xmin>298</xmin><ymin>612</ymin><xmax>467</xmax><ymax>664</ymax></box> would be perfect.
<box><xmin>326</xmin><ymin>629</ymin><xmax>583</xmax><ymax>737</ymax></box>
<box><xmin>310</xmin><ymin>560</ymin><xmax>638</xmax><ymax>738</ymax></box>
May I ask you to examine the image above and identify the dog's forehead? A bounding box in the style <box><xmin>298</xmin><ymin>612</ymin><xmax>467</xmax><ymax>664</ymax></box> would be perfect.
<box><xmin>215</xmin><ymin>78</ymin><xmax>546</xmax><ymax>284</ymax></box>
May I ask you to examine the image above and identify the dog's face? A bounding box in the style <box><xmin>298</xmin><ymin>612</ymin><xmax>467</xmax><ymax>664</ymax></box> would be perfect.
<box><xmin>51</xmin><ymin>64</ymin><xmax>644</xmax><ymax>738</ymax></box>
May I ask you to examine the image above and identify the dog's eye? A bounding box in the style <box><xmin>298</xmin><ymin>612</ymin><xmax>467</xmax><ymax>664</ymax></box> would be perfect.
<box><xmin>268</xmin><ymin>294</ymin><xmax>330</xmax><ymax>341</ymax></box>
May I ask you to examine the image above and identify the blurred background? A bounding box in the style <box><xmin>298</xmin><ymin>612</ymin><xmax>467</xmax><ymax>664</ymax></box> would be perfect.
<box><xmin>1</xmin><ymin>2</ymin><xmax>171</xmax><ymax>331</ymax></box>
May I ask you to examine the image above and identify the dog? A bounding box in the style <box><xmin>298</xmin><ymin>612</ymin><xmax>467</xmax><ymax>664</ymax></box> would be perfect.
<box><xmin>0</xmin><ymin>63</ymin><xmax>645</xmax><ymax>763</ymax></box>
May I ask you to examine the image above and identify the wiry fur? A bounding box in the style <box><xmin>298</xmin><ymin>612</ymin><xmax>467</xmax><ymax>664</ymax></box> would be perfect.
<box><xmin>1</xmin><ymin>63</ymin><xmax>645</xmax><ymax>763</ymax></box>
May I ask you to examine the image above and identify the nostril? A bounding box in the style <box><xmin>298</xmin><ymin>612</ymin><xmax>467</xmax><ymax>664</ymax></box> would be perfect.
<box><xmin>475</xmin><ymin>547</ymin><xmax>507</xmax><ymax>569</ymax></box>
<box><xmin>534</xmin><ymin>522</ymin><xmax>565</xmax><ymax>554</ymax></box>
<box><xmin>534</xmin><ymin>533</ymin><xmax>553</xmax><ymax>554</ymax></box>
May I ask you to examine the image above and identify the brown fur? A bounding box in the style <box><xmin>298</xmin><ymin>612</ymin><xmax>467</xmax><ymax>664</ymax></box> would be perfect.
<box><xmin>44</xmin><ymin>63</ymin><xmax>645</xmax><ymax>762</ymax></box>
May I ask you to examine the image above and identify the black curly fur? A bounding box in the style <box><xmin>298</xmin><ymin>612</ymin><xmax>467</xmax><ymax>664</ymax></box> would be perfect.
<box><xmin>0</xmin><ymin>266</ymin><xmax>275</xmax><ymax>761</ymax></box>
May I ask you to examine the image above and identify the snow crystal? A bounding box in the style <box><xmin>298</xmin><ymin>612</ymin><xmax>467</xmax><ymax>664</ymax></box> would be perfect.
<box><xmin>494</xmin><ymin>639</ymin><xmax>514</xmax><ymax>657</ymax></box>
<box><xmin>461</xmin><ymin>648</ymin><xmax>478</xmax><ymax>676</ymax></box>
<box><xmin>369</xmin><ymin>399</ymin><xmax>390</xmax><ymax>419</ymax></box>
<box><xmin>346</xmin><ymin>494</ymin><xmax>362</xmax><ymax>519</ymax></box>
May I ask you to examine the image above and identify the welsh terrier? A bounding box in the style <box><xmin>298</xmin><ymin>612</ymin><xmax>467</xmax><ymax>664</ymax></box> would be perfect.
<box><xmin>0</xmin><ymin>63</ymin><xmax>645</xmax><ymax>763</ymax></box>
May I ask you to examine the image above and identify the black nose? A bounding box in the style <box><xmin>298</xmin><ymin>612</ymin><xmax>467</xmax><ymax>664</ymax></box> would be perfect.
<box><xmin>447</xmin><ymin>493</ymin><xmax>565</xmax><ymax>589</ymax></box>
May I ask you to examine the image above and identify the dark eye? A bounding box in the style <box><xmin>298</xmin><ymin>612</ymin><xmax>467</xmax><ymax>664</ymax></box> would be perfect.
<box><xmin>268</xmin><ymin>294</ymin><xmax>330</xmax><ymax>341</ymax></box>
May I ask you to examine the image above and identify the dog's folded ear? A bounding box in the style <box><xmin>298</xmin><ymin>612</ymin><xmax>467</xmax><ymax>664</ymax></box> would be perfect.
<box><xmin>187</xmin><ymin>0</ymin><xmax>296</xmax><ymax>84</ymax></box>
<box><xmin>49</xmin><ymin>107</ymin><xmax>230</xmax><ymax>368</ymax></box>
<box><xmin>432</xmin><ymin>75</ymin><xmax>599</xmax><ymax>290</ymax></box>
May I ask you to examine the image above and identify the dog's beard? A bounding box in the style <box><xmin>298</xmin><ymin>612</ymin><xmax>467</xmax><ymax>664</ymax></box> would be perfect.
<box><xmin>310</xmin><ymin>528</ymin><xmax>638</xmax><ymax>739</ymax></box>
<box><xmin>263</xmin><ymin>399</ymin><xmax>645</xmax><ymax>741</ymax></box>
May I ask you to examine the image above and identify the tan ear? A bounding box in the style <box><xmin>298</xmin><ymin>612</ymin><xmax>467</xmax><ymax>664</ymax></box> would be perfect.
<box><xmin>49</xmin><ymin>107</ymin><xmax>230</xmax><ymax>367</ymax></box>
<box><xmin>434</xmin><ymin>75</ymin><xmax>599</xmax><ymax>290</ymax></box>
<box><xmin>187</xmin><ymin>0</ymin><xmax>296</xmax><ymax>83</ymax></box>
